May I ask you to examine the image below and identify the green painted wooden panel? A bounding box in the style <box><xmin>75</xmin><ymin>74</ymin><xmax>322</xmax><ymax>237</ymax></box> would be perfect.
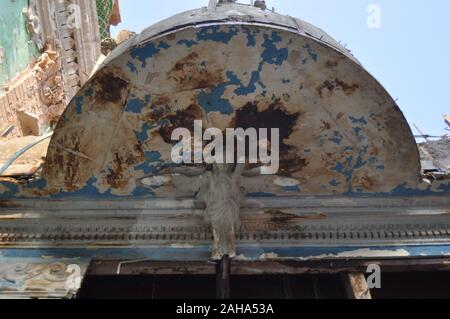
<box><xmin>0</xmin><ymin>0</ymin><xmax>39</xmax><ymax>88</ymax></box>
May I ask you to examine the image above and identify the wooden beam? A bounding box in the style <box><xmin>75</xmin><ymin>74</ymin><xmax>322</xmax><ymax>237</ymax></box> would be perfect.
<box><xmin>87</xmin><ymin>260</ymin><xmax>216</xmax><ymax>276</ymax></box>
<box><xmin>85</xmin><ymin>258</ymin><xmax>450</xmax><ymax>276</ymax></box>
<box><xmin>282</xmin><ymin>274</ymin><xmax>293</xmax><ymax>299</ymax></box>
<box><xmin>216</xmin><ymin>255</ymin><xmax>230</xmax><ymax>299</ymax></box>
<box><xmin>230</xmin><ymin>258</ymin><xmax>450</xmax><ymax>275</ymax></box>
<box><xmin>311</xmin><ymin>275</ymin><xmax>323</xmax><ymax>299</ymax></box>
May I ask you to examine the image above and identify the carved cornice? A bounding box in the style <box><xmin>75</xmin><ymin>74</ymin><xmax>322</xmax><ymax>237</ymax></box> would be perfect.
<box><xmin>1</xmin><ymin>209</ymin><xmax>449</xmax><ymax>248</ymax></box>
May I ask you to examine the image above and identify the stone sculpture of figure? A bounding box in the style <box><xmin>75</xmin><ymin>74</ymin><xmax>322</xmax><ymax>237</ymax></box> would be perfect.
<box><xmin>159</xmin><ymin>163</ymin><xmax>255</xmax><ymax>259</ymax></box>
<box><xmin>197</xmin><ymin>163</ymin><xmax>244</xmax><ymax>259</ymax></box>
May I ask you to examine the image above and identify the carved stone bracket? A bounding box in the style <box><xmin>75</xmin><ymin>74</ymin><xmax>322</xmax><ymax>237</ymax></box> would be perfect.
<box><xmin>0</xmin><ymin>259</ymin><xmax>89</xmax><ymax>299</ymax></box>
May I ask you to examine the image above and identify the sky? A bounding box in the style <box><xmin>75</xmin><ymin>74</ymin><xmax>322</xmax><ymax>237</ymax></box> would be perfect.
<box><xmin>112</xmin><ymin>0</ymin><xmax>450</xmax><ymax>138</ymax></box>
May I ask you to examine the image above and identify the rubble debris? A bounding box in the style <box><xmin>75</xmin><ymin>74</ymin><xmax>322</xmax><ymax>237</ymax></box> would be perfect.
<box><xmin>116</xmin><ymin>29</ymin><xmax>136</xmax><ymax>45</ymax></box>
<box><xmin>16</xmin><ymin>111</ymin><xmax>41</xmax><ymax>136</ymax></box>
<box><xmin>0</xmin><ymin>48</ymin><xmax>65</xmax><ymax>138</ymax></box>
<box><xmin>32</xmin><ymin>49</ymin><xmax>59</xmax><ymax>81</ymax></box>
<box><xmin>419</xmin><ymin>138</ymin><xmax>450</xmax><ymax>174</ymax></box>
<box><xmin>101</xmin><ymin>38</ymin><xmax>118</xmax><ymax>56</ymax></box>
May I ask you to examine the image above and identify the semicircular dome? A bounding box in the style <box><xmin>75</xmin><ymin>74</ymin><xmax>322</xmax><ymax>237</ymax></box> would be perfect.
<box><xmin>41</xmin><ymin>3</ymin><xmax>421</xmax><ymax>198</ymax></box>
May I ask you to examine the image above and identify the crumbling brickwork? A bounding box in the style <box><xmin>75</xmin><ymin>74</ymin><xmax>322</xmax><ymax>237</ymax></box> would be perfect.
<box><xmin>0</xmin><ymin>49</ymin><xmax>65</xmax><ymax>137</ymax></box>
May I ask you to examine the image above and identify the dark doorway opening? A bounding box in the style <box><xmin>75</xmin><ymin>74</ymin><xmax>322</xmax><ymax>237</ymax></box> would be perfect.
<box><xmin>78</xmin><ymin>272</ymin><xmax>450</xmax><ymax>299</ymax></box>
<box><xmin>78</xmin><ymin>274</ymin><xmax>346</xmax><ymax>299</ymax></box>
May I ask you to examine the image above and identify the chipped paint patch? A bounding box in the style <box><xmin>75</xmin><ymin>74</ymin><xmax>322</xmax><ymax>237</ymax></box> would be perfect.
<box><xmin>141</xmin><ymin>176</ymin><xmax>171</xmax><ymax>187</ymax></box>
<box><xmin>332</xmin><ymin>248</ymin><xmax>410</xmax><ymax>258</ymax></box>
<box><xmin>196</xmin><ymin>25</ymin><xmax>238</xmax><ymax>44</ymax></box>
<box><xmin>257</xmin><ymin>248</ymin><xmax>410</xmax><ymax>261</ymax></box>
<box><xmin>309</xmin><ymin>248</ymin><xmax>410</xmax><ymax>260</ymax></box>
<box><xmin>178</xmin><ymin>39</ymin><xmax>198</xmax><ymax>48</ymax></box>
<box><xmin>259</xmin><ymin>252</ymin><xmax>279</xmax><ymax>260</ymax></box>
<box><xmin>125</xmin><ymin>97</ymin><xmax>145</xmax><ymax>114</ymax></box>
<box><xmin>130</xmin><ymin>43</ymin><xmax>160</xmax><ymax>68</ymax></box>
<box><xmin>234</xmin><ymin>254</ymin><xmax>250</xmax><ymax>261</ymax></box>
<box><xmin>75</xmin><ymin>96</ymin><xmax>84</xmax><ymax>114</ymax></box>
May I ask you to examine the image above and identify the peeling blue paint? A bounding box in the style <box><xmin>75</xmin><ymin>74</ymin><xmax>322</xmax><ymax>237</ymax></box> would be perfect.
<box><xmin>196</xmin><ymin>25</ymin><xmax>238</xmax><ymax>44</ymax></box>
<box><xmin>28</xmin><ymin>178</ymin><xmax>47</xmax><ymax>190</ymax></box>
<box><xmin>127</xmin><ymin>61</ymin><xmax>138</xmax><ymax>74</ymax></box>
<box><xmin>261</xmin><ymin>32</ymin><xmax>289</xmax><ymax>66</ymax></box>
<box><xmin>0</xmin><ymin>181</ymin><xmax>19</xmax><ymax>198</ymax></box>
<box><xmin>283</xmin><ymin>185</ymin><xmax>301</xmax><ymax>193</ymax></box>
<box><xmin>222</xmin><ymin>31</ymin><xmax>289</xmax><ymax>98</ymax></box>
<box><xmin>247</xmin><ymin>192</ymin><xmax>277</xmax><ymax>197</ymax></box>
<box><xmin>198</xmin><ymin>82</ymin><xmax>234</xmax><ymax>115</ymax></box>
<box><xmin>135</xmin><ymin>151</ymin><xmax>163</xmax><ymax>174</ymax></box>
<box><xmin>257</xmin><ymin>80</ymin><xmax>267</xmax><ymax>90</ymax></box>
<box><xmin>437</xmin><ymin>182</ymin><xmax>450</xmax><ymax>192</ymax></box>
<box><xmin>134</xmin><ymin>123</ymin><xmax>152</xmax><ymax>142</ymax></box>
<box><xmin>349</xmin><ymin>116</ymin><xmax>368</xmax><ymax>125</ymax></box>
<box><xmin>131</xmin><ymin>185</ymin><xmax>155</xmax><ymax>197</ymax></box>
<box><xmin>178</xmin><ymin>39</ymin><xmax>198</xmax><ymax>48</ymax></box>
<box><xmin>125</xmin><ymin>97</ymin><xmax>145</xmax><ymax>114</ymax></box>
<box><xmin>51</xmin><ymin>177</ymin><xmax>111</xmax><ymax>199</ymax></box>
<box><xmin>331</xmin><ymin>146</ymin><xmax>370</xmax><ymax>193</ymax></box>
<box><xmin>234</xmin><ymin>71</ymin><xmax>260</xmax><ymax>96</ymax></box>
<box><xmin>303</xmin><ymin>43</ymin><xmax>318</xmax><ymax>62</ymax></box>
<box><xmin>333</xmin><ymin>162</ymin><xmax>345</xmax><ymax>174</ymax></box>
<box><xmin>158</xmin><ymin>41</ymin><xmax>170</xmax><ymax>49</ymax></box>
<box><xmin>242</xmin><ymin>26</ymin><xmax>256</xmax><ymax>47</ymax></box>
<box><xmin>389</xmin><ymin>182</ymin><xmax>450</xmax><ymax>197</ymax></box>
<box><xmin>329</xmin><ymin>131</ymin><xmax>343</xmax><ymax>145</ymax></box>
<box><xmin>353</xmin><ymin>127</ymin><xmax>366</xmax><ymax>142</ymax></box>
<box><xmin>2</xmin><ymin>245</ymin><xmax>450</xmax><ymax>262</ymax></box>
<box><xmin>85</xmin><ymin>87</ymin><xmax>93</xmax><ymax>97</ymax></box>
<box><xmin>329</xmin><ymin>179</ymin><xmax>341</xmax><ymax>187</ymax></box>
<box><xmin>130</xmin><ymin>43</ymin><xmax>160</xmax><ymax>68</ymax></box>
<box><xmin>75</xmin><ymin>96</ymin><xmax>84</xmax><ymax>114</ymax></box>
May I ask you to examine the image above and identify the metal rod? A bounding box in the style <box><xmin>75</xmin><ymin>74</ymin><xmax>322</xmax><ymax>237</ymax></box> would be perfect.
<box><xmin>413</xmin><ymin>123</ymin><xmax>429</xmax><ymax>142</ymax></box>
<box><xmin>282</xmin><ymin>274</ymin><xmax>293</xmax><ymax>299</ymax></box>
<box><xmin>311</xmin><ymin>275</ymin><xmax>322</xmax><ymax>299</ymax></box>
<box><xmin>216</xmin><ymin>255</ymin><xmax>230</xmax><ymax>299</ymax></box>
<box><xmin>1</xmin><ymin>125</ymin><xmax>14</xmax><ymax>138</ymax></box>
<box><xmin>444</xmin><ymin>115</ymin><xmax>450</xmax><ymax>130</ymax></box>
